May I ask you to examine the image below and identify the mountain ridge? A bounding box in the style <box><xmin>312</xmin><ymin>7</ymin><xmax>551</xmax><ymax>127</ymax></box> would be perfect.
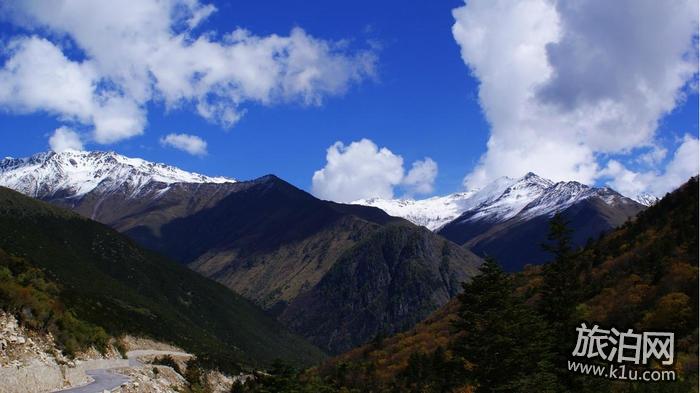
<box><xmin>354</xmin><ymin>172</ymin><xmax>652</xmax><ymax>231</ymax></box>
<box><xmin>0</xmin><ymin>151</ymin><xmax>483</xmax><ymax>355</ymax></box>
<box><xmin>0</xmin><ymin>150</ymin><xmax>235</xmax><ymax>200</ymax></box>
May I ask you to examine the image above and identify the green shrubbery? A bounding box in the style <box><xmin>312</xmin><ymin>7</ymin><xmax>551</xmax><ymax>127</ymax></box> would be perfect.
<box><xmin>0</xmin><ymin>249</ymin><xmax>109</xmax><ymax>357</ymax></box>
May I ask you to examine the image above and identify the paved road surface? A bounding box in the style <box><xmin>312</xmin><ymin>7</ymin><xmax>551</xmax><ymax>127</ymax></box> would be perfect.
<box><xmin>55</xmin><ymin>369</ymin><xmax>130</xmax><ymax>393</ymax></box>
<box><xmin>53</xmin><ymin>350</ymin><xmax>192</xmax><ymax>393</ymax></box>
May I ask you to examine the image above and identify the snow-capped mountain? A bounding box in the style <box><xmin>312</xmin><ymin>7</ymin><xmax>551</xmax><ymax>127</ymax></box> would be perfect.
<box><xmin>0</xmin><ymin>150</ymin><xmax>235</xmax><ymax>199</ymax></box>
<box><xmin>355</xmin><ymin>172</ymin><xmax>645</xmax><ymax>231</ymax></box>
<box><xmin>353</xmin><ymin>192</ymin><xmax>475</xmax><ymax>231</ymax></box>
<box><xmin>435</xmin><ymin>173</ymin><xmax>645</xmax><ymax>270</ymax></box>
<box><xmin>633</xmin><ymin>192</ymin><xmax>660</xmax><ymax>206</ymax></box>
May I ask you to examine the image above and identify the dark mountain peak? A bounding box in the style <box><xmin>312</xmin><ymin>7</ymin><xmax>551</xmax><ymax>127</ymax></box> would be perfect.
<box><xmin>253</xmin><ymin>173</ymin><xmax>282</xmax><ymax>183</ymax></box>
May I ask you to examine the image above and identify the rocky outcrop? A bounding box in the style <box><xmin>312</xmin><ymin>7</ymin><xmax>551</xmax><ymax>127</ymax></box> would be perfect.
<box><xmin>0</xmin><ymin>312</ymin><xmax>221</xmax><ymax>393</ymax></box>
<box><xmin>279</xmin><ymin>224</ymin><xmax>481</xmax><ymax>354</ymax></box>
<box><xmin>0</xmin><ymin>312</ymin><xmax>128</xmax><ymax>393</ymax></box>
<box><xmin>117</xmin><ymin>365</ymin><xmax>187</xmax><ymax>393</ymax></box>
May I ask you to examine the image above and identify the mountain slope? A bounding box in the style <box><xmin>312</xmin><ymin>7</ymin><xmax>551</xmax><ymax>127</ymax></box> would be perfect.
<box><xmin>129</xmin><ymin>175</ymin><xmax>482</xmax><ymax>354</ymax></box>
<box><xmin>279</xmin><ymin>224</ymin><xmax>478</xmax><ymax>353</ymax></box>
<box><xmin>0</xmin><ymin>151</ymin><xmax>483</xmax><ymax>355</ymax></box>
<box><xmin>0</xmin><ymin>186</ymin><xmax>325</xmax><ymax>370</ymax></box>
<box><xmin>326</xmin><ymin>177</ymin><xmax>698</xmax><ymax>388</ymax></box>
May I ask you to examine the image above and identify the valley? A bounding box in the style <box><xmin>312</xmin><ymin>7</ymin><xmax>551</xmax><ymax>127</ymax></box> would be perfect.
<box><xmin>0</xmin><ymin>151</ymin><xmax>696</xmax><ymax>392</ymax></box>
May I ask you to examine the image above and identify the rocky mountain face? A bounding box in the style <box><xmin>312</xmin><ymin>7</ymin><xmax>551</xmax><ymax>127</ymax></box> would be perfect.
<box><xmin>279</xmin><ymin>224</ymin><xmax>476</xmax><ymax>353</ymax></box>
<box><xmin>0</xmin><ymin>151</ymin><xmax>482</xmax><ymax>355</ymax></box>
<box><xmin>438</xmin><ymin>173</ymin><xmax>645</xmax><ymax>270</ymax></box>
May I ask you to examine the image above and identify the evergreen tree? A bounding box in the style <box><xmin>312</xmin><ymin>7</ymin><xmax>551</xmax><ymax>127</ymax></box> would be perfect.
<box><xmin>539</xmin><ymin>213</ymin><xmax>579</xmax><ymax>324</ymax></box>
<box><xmin>452</xmin><ymin>258</ymin><xmax>561</xmax><ymax>392</ymax></box>
<box><xmin>538</xmin><ymin>213</ymin><xmax>581</xmax><ymax>384</ymax></box>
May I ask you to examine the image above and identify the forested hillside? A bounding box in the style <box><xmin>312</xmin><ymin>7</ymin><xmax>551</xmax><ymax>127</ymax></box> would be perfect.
<box><xmin>0</xmin><ymin>186</ymin><xmax>325</xmax><ymax>372</ymax></box>
<box><xmin>236</xmin><ymin>177</ymin><xmax>698</xmax><ymax>392</ymax></box>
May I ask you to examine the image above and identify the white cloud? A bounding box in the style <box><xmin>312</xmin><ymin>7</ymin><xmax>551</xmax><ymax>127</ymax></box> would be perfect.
<box><xmin>0</xmin><ymin>37</ymin><xmax>146</xmax><ymax>143</ymax></box>
<box><xmin>160</xmin><ymin>133</ymin><xmax>208</xmax><ymax>156</ymax></box>
<box><xmin>637</xmin><ymin>145</ymin><xmax>668</xmax><ymax>166</ymax></box>
<box><xmin>403</xmin><ymin>158</ymin><xmax>438</xmax><ymax>195</ymax></box>
<box><xmin>452</xmin><ymin>0</ymin><xmax>698</xmax><ymax>195</ymax></box>
<box><xmin>0</xmin><ymin>0</ymin><xmax>376</xmax><ymax>145</ymax></box>
<box><xmin>0</xmin><ymin>37</ymin><xmax>95</xmax><ymax>121</ymax></box>
<box><xmin>600</xmin><ymin>135</ymin><xmax>699</xmax><ymax>197</ymax></box>
<box><xmin>311</xmin><ymin>139</ymin><xmax>438</xmax><ymax>202</ymax></box>
<box><xmin>48</xmin><ymin>126</ymin><xmax>83</xmax><ymax>152</ymax></box>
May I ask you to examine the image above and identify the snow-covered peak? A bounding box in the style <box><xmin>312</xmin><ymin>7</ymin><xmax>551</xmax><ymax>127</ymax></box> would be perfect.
<box><xmin>354</xmin><ymin>172</ymin><xmax>641</xmax><ymax>231</ymax></box>
<box><xmin>0</xmin><ymin>150</ymin><xmax>235</xmax><ymax>199</ymax></box>
<box><xmin>632</xmin><ymin>192</ymin><xmax>660</xmax><ymax>207</ymax></box>
<box><xmin>353</xmin><ymin>174</ymin><xmax>539</xmax><ymax>230</ymax></box>
<box><xmin>353</xmin><ymin>191</ymin><xmax>477</xmax><ymax>231</ymax></box>
<box><xmin>466</xmin><ymin>173</ymin><xmax>554</xmax><ymax>222</ymax></box>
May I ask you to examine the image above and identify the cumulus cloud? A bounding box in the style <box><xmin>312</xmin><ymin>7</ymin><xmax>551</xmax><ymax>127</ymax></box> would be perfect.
<box><xmin>452</xmin><ymin>0</ymin><xmax>698</xmax><ymax>196</ymax></box>
<box><xmin>0</xmin><ymin>37</ymin><xmax>146</xmax><ymax>143</ymax></box>
<box><xmin>160</xmin><ymin>133</ymin><xmax>208</xmax><ymax>156</ymax></box>
<box><xmin>601</xmin><ymin>134</ymin><xmax>700</xmax><ymax>197</ymax></box>
<box><xmin>311</xmin><ymin>139</ymin><xmax>437</xmax><ymax>202</ymax></box>
<box><xmin>403</xmin><ymin>158</ymin><xmax>438</xmax><ymax>195</ymax></box>
<box><xmin>48</xmin><ymin>126</ymin><xmax>83</xmax><ymax>152</ymax></box>
<box><xmin>0</xmin><ymin>0</ymin><xmax>376</xmax><ymax>146</ymax></box>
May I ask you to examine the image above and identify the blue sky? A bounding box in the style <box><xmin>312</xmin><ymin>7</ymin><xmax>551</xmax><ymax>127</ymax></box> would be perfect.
<box><xmin>0</xmin><ymin>0</ymin><xmax>698</xmax><ymax>200</ymax></box>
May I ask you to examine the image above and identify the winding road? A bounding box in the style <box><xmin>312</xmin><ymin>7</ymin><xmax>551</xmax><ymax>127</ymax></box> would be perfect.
<box><xmin>52</xmin><ymin>350</ymin><xmax>192</xmax><ymax>393</ymax></box>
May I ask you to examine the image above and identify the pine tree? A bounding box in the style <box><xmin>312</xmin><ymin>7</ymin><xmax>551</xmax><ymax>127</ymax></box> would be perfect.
<box><xmin>452</xmin><ymin>258</ymin><xmax>561</xmax><ymax>392</ymax></box>
<box><xmin>539</xmin><ymin>213</ymin><xmax>580</xmax><ymax>313</ymax></box>
<box><xmin>538</xmin><ymin>213</ymin><xmax>583</xmax><ymax>389</ymax></box>
<box><xmin>539</xmin><ymin>214</ymin><xmax>579</xmax><ymax>320</ymax></box>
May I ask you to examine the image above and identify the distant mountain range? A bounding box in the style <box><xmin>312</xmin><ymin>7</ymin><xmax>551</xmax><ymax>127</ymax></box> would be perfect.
<box><xmin>0</xmin><ymin>150</ymin><xmax>482</xmax><ymax>354</ymax></box>
<box><xmin>356</xmin><ymin>172</ymin><xmax>649</xmax><ymax>270</ymax></box>
<box><xmin>0</xmin><ymin>150</ymin><xmax>234</xmax><ymax>199</ymax></box>
<box><xmin>354</xmin><ymin>172</ymin><xmax>657</xmax><ymax>231</ymax></box>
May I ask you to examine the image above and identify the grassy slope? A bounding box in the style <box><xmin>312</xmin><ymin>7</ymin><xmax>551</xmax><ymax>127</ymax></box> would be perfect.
<box><xmin>0</xmin><ymin>187</ymin><xmax>325</xmax><ymax>370</ymax></box>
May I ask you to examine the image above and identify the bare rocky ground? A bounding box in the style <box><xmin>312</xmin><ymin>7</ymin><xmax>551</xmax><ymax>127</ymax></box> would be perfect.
<box><xmin>117</xmin><ymin>365</ymin><xmax>187</xmax><ymax>393</ymax></box>
<box><xmin>0</xmin><ymin>312</ymin><xmax>245</xmax><ymax>393</ymax></box>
